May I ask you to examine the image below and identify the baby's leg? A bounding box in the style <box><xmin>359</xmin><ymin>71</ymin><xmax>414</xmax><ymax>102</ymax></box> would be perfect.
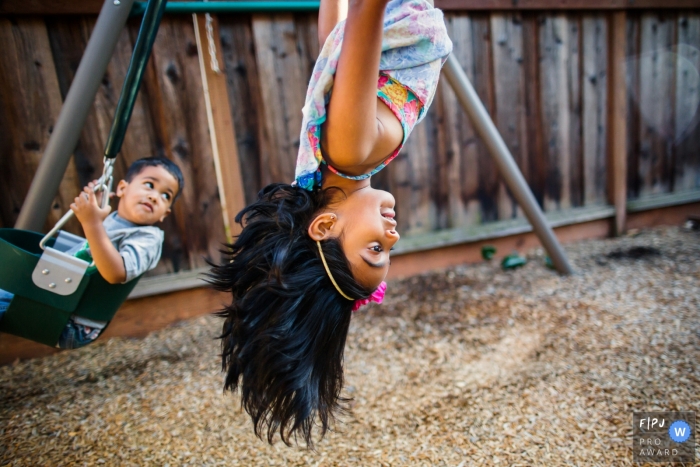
<box><xmin>0</xmin><ymin>289</ymin><xmax>14</xmax><ymax>319</ymax></box>
<box><xmin>57</xmin><ymin>318</ymin><xmax>103</xmax><ymax>349</ymax></box>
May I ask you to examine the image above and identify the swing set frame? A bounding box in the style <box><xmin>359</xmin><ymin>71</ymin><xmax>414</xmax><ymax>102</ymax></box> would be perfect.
<box><xmin>14</xmin><ymin>0</ymin><xmax>573</xmax><ymax>275</ymax></box>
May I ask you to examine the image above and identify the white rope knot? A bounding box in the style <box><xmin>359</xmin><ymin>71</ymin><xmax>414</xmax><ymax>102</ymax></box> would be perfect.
<box><xmin>204</xmin><ymin>4</ymin><xmax>221</xmax><ymax>74</ymax></box>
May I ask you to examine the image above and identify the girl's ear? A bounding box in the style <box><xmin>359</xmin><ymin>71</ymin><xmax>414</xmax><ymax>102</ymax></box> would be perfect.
<box><xmin>308</xmin><ymin>212</ymin><xmax>338</xmax><ymax>241</ymax></box>
<box><xmin>115</xmin><ymin>179</ymin><xmax>129</xmax><ymax>197</ymax></box>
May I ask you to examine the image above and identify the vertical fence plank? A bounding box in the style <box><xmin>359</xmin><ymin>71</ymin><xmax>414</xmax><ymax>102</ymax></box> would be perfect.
<box><xmin>0</xmin><ymin>19</ymin><xmax>37</xmax><ymax>228</ymax></box>
<box><xmin>539</xmin><ymin>14</ymin><xmax>573</xmax><ymax>212</ymax></box>
<box><xmin>522</xmin><ymin>13</ymin><xmax>546</xmax><ymax>209</ymax></box>
<box><xmin>471</xmin><ymin>13</ymin><xmax>500</xmax><ymax>223</ymax></box>
<box><xmin>251</xmin><ymin>16</ymin><xmax>287</xmax><ymax>186</ymax></box>
<box><xmin>608</xmin><ymin>11</ymin><xmax>628</xmax><ymax>236</ymax></box>
<box><xmin>637</xmin><ymin>12</ymin><xmax>676</xmax><ymax>196</ymax></box>
<box><xmin>567</xmin><ymin>16</ymin><xmax>584</xmax><ymax>208</ymax></box>
<box><xmin>194</xmin><ymin>13</ymin><xmax>247</xmax><ymax>240</ymax></box>
<box><xmin>674</xmin><ymin>14</ymin><xmax>700</xmax><ymax>192</ymax></box>
<box><xmin>139</xmin><ymin>17</ymin><xmax>226</xmax><ymax>273</ymax></box>
<box><xmin>400</xmin><ymin>114</ymin><xmax>436</xmax><ymax>234</ymax></box>
<box><xmin>295</xmin><ymin>14</ymin><xmax>320</xmax><ymax>85</ymax></box>
<box><xmin>582</xmin><ymin>14</ymin><xmax>608</xmax><ymax>205</ymax></box>
<box><xmin>491</xmin><ymin>13</ymin><xmax>527</xmax><ymax>220</ymax></box>
<box><xmin>248</xmin><ymin>16</ymin><xmax>277</xmax><ymax>187</ymax></box>
<box><xmin>432</xmin><ymin>83</ymin><xmax>451</xmax><ymax>230</ymax></box>
<box><xmin>436</xmin><ymin>14</ymin><xmax>481</xmax><ymax>229</ymax></box>
<box><xmin>0</xmin><ymin>17</ymin><xmax>80</xmax><ymax>232</ymax></box>
<box><xmin>626</xmin><ymin>12</ymin><xmax>642</xmax><ymax>199</ymax></box>
<box><xmin>252</xmin><ymin>14</ymin><xmax>308</xmax><ymax>185</ymax></box>
<box><xmin>425</xmin><ymin>100</ymin><xmax>441</xmax><ymax>231</ymax></box>
<box><xmin>219</xmin><ymin>16</ymin><xmax>264</xmax><ymax>204</ymax></box>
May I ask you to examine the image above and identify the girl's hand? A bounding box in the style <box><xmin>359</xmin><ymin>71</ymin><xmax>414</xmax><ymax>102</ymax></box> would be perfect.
<box><xmin>70</xmin><ymin>180</ymin><xmax>112</xmax><ymax>227</ymax></box>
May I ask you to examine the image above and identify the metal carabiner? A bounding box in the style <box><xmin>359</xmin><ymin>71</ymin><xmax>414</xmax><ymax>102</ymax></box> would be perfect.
<box><xmin>39</xmin><ymin>158</ymin><xmax>116</xmax><ymax>268</ymax></box>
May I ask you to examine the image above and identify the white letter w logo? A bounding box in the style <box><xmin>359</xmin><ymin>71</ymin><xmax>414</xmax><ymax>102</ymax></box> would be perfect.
<box><xmin>674</xmin><ymin>427</ymin><xmax>687</xmax><ymax>437</ymax></box>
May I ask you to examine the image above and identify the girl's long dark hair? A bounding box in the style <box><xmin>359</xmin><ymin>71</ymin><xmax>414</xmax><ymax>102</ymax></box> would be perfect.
<box><xmin>207</xmin><ymin>183</ymin><xmax>372</xmax><ymax>448</ymax></box>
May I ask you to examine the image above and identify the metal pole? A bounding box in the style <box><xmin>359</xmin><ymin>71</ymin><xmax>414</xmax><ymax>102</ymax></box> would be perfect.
<box><xmin>441</xmin><ymin>54</ymin><xmax>574</xmax><ymax>275</ymax></box>
<box><xmin>15</xmin><ymin>0</ymin><xmax>136</xmax><ymax>232</ymax></box>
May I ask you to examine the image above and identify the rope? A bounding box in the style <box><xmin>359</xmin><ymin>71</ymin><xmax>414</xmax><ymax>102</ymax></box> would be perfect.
<box><xmin>203</xmin><ymin>0</ymin><xmax>221</xmax><ymax>74</ymax></box>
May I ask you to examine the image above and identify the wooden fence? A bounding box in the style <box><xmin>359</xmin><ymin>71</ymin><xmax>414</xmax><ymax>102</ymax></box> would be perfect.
<box><xmin>1</xmin><ymin>3</ymin><xmax>699</xmax><ymax>291</ymax></box>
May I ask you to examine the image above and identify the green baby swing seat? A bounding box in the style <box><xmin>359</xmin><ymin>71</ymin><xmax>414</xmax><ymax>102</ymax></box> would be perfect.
<box><xmin>0</xmin><ymin>228</ymin><xmax>141</xmax><ymax>347</ymax></box>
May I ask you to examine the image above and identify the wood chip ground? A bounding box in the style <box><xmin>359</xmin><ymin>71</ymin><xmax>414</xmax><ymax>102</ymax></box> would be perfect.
<box><xmin>1</xmin><ymin>226</ymin><xmax>698</xmax><ymax>466</ymax></box>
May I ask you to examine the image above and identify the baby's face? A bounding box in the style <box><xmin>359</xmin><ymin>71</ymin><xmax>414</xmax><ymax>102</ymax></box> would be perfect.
<box><xmin>116</xmin><ymin>165</ymin><xmax>179</xmax><ymax>225</ymax></box>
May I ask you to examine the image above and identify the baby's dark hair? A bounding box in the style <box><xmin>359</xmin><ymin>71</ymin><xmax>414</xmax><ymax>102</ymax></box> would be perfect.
<box><xmin>125</xmin><ymin>157</ymin><xmax>185</xmax><ymax>202</ymax></box>
<box><xmin>207</xmin><ymin>183</ymin><xmax>372</xmax><ymax>448</ymax></box>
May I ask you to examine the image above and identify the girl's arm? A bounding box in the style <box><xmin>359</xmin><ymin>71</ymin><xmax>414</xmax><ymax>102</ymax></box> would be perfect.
<box><xmin>71</xmin><ymin>182</ymin><xmax>127</xmax><ymax>284</ymax></box>
<box><xmin>318</xmin><ymin>0</ymin><xmax>347</xmax><ymax>48</ymax></box>
<box><xmin>321</xmin><ymin>0</ymin><xmax>398</xmax><ymax>174</ymax></box>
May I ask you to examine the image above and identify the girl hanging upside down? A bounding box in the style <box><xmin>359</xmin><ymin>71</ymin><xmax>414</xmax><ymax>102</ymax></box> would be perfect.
<box><xmin>208</xmin><ymin>0</ymin><xmax>452</xmax><ymax>448</ymax></box>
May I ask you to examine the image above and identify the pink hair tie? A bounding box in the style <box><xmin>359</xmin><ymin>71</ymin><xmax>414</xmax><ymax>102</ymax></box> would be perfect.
<box><xmin>352</xmin><ymin>281</ymin><xmax>387</xmax><ymax>312</ymax></box>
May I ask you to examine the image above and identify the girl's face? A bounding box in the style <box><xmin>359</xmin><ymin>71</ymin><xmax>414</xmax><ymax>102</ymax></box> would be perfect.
<box><xmin>313</xmin><ymin>185</ymin><xmax>400</xmax><ymax>290</ymax></box>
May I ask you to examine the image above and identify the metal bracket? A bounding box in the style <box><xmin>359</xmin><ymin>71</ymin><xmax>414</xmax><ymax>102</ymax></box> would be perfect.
<box><xmin>32</xmin><ymin>247</ymin><xmax>90</xmax><ymax>296</ymax></box>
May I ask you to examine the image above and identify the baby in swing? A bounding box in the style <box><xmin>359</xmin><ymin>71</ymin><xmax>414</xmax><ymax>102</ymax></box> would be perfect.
<box><xmin>0</xmin><ymin>157</ymin><xmax>183</xmax><ymax>349</ymax></box>
<box><xmin>208</xmin><ymin>0</ymin><xmax>451</xmax><ymax>447</ymax></box>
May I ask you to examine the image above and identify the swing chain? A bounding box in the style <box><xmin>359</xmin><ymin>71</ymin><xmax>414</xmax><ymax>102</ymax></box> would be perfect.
<box><xmin>98</xmin><ymin>157</ymin><xmax>115</xmax><ymax>210</ymax></box>
<box><xmin>39</xmin><ymin>157</ymin><xmax>115</xmax><ymax>254</ymax></box>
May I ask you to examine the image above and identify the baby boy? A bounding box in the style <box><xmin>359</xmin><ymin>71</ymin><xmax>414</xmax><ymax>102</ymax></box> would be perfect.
<box><xmin>0</xmin><ymin>157</ymin><xmax>183</xmax><ymax>349</ymax></box>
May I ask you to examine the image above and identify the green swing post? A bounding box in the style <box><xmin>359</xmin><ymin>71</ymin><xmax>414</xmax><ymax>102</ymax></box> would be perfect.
<box><xmin>0</xmin><ymin>0</ymin><xmax>169</xmax><ymax>347</ymax></box>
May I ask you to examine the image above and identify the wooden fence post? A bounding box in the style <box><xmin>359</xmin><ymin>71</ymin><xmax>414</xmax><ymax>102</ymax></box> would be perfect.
<box><xmin>607</xmin><ymin>11</ymin><xmax>628</xmax><ymax>236</ymax></box>
<box><xmin>193</xmin><ymin>12</ymin><xmax>246</xmax><ymax>240</ymax></box>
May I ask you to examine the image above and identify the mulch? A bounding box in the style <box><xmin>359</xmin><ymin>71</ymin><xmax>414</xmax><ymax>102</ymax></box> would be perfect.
<box><xmin>1</xmin><ymin>226</ymin><xmax>698</xmax><ymax>466</ymax></box>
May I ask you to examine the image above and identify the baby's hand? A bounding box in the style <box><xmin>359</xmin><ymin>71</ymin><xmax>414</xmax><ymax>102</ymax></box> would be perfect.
<box><xmin>70</xmin><ymin>181</ymin><xmax>112</xmax><ymax>227</ymax></box>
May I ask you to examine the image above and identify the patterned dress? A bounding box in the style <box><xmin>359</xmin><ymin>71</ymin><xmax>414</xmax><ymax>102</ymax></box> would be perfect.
<box><xmin>294</xmin><ymin>0</ymin><xmax>453</xmax><ymax>191</ymax></box>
